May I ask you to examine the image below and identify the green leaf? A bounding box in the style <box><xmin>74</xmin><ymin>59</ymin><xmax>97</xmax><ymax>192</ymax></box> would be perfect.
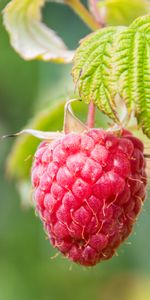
<box><xmin>73</xmin><ymin>14</ymin><xmax>150</xmax><ymax>138</ymax></box>
<box><xmin>89</xmin><ymin>0</ymin><xmax>150</xmax><ymax>26</ymax></box>
<box><xmin>113</xmin><ymin>14</ymin><xmax>150</xmax><ymax>137</ymax></box>
<box><xmin>3</xmin><ymin>0</ymin><xmax>73</xmax><ymax>63</ymax></box>
<box><xmin>72</xmin><ymin>26</ymin><xmax>125</xmax><ymax>123</ymax></box>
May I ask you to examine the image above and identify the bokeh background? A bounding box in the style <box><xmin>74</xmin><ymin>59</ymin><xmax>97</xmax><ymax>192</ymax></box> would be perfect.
<box><xmin>0</xmin><ymin>1</ymin><xmax>150</xmax><ymax>299</ymax></box>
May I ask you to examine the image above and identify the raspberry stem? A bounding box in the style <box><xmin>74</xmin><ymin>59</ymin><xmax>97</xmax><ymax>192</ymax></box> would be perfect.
<box><xmin>87</xmin><ymin>102</ymin><xmax>96</xmax><ymax>128</ymax></box>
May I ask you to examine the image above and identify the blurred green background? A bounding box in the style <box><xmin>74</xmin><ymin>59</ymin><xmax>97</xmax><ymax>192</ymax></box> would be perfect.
<box><xmin>0</xmin><ymin>1</ymin><xmax>150</xmax><ymax>300</ymax></box>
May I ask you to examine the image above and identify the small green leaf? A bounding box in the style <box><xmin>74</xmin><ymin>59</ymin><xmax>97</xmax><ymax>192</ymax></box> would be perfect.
<box><xmin>89</xmin><ymin>0</ymin><xmax>150</xmax><ymax>26</ymax></box>
<box><xmin>3</xmin><ymin>0</ymin><xmax>74</xmax><ymax>63</ymax></box>
<box><xmin>63</xmin><ymin>99</ymin><xmax>87</xmax><ymax>133</ymax></box>
<box><xmin>72</xmin><ymin>26</ymin><xmax>125</xmax><ymax>122</ymax></box>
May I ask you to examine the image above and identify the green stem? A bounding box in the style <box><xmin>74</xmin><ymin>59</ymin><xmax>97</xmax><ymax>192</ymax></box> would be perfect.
<box><xmin>66</xmin><ymin>0</ymin><xmax>100</xmax><ymax>31</ymax></box>
<box><xmin>87</xmin><ymin>101</ymin><xmax>96</xmax><ymax>128</ymax></box>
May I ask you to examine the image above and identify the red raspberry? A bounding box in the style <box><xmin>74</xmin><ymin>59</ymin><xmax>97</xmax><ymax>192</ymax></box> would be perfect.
<box><xmin>31</xmin><ymin>129</ymin><xmax>147</xmax><ymax>266</ymax></box>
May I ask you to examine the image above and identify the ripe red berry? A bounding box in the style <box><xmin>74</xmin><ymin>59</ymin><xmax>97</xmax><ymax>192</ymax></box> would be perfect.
<box><xmin>31</xmin><ymin>129</ymin><xmax>147</xmax><ymax>266</ymax></box>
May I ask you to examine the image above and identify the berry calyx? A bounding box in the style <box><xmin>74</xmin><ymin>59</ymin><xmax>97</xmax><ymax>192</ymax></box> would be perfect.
<box><xmin>32</xmin><ymin>127</ymin><xmax>147</xmax><ymax>266</ymax></box>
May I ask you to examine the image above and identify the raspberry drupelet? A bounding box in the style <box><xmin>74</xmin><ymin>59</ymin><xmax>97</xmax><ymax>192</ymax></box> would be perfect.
<box><xmin>31</xmin><ymin>128</ymin><xmax>147</xmax><ymax>266</ymax></box>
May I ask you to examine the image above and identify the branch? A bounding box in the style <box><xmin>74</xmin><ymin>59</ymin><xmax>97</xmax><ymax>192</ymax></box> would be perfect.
<box><xmin>65</xmin><ymin>0</ymin><xmax>101</xmax><ymax>31</ymax></box>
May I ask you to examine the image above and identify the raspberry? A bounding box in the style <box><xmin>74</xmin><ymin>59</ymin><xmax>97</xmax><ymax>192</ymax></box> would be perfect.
<box><xmin>31</xmin><ymin>129</ymin><xmax>147</xmax><ymax>266</ymax></box>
